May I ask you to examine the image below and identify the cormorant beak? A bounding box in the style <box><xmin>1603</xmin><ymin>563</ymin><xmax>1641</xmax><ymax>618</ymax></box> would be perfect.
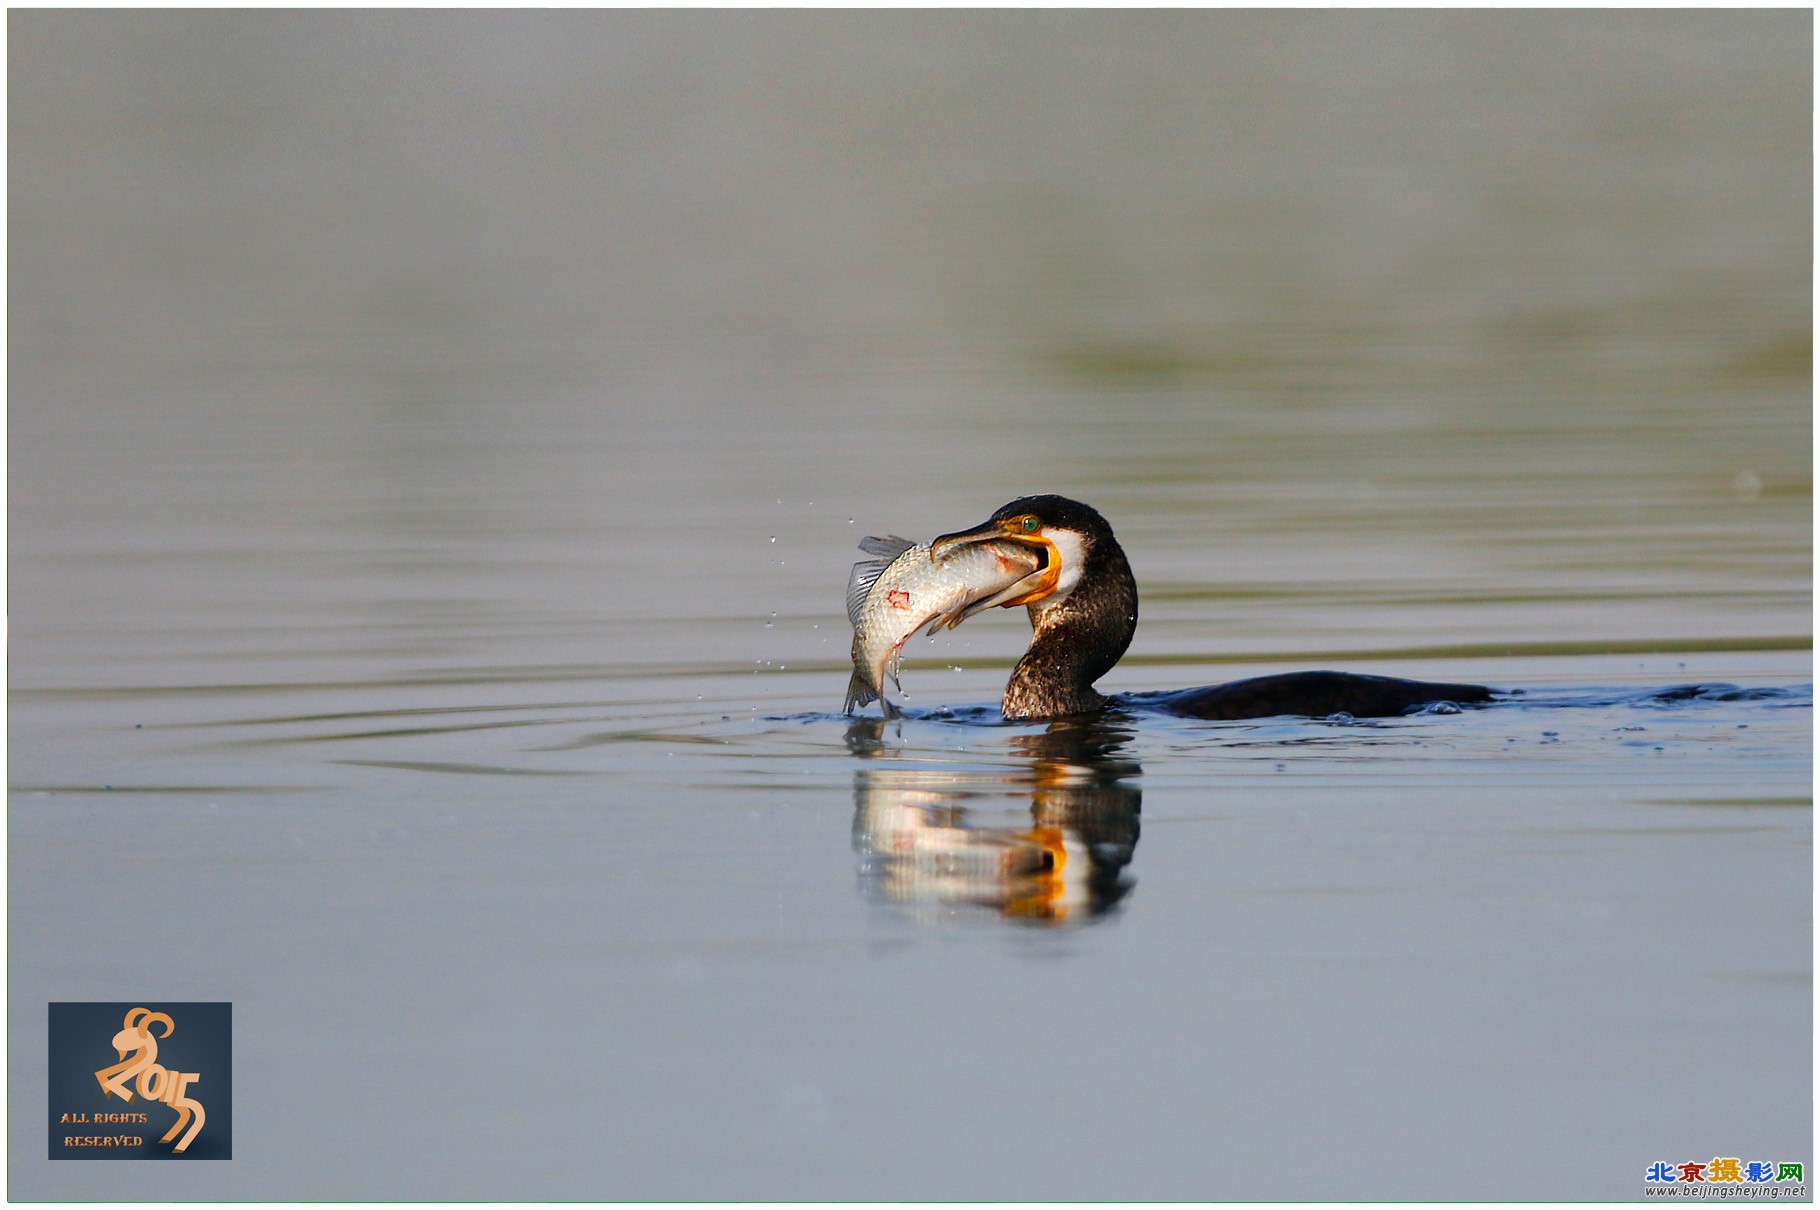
<box><xmin>928</xmin><ymin>518</ymin><xmax>1011</xmax><ymax>559</ymax></box>
<box><xmin>929</xmin><ymin>516</ymin><xmax>1064</xmax><ymax>619</ymax></box>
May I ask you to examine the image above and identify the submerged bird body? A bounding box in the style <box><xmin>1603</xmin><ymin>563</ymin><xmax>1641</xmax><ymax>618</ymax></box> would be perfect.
<box><xmin>844</xmin><ymin>534</ymin><xmax>1043</xmax><ymax>716</ymax></box>
<box><xmin>917</xmin><ymin>495</ymin><xmax>1494</xmax><ymax>722</ymax></box>
<box><xmin>1148</xmin><ymin>670</ymin><xmax>1492</xmax><ymax>720</ymax></box>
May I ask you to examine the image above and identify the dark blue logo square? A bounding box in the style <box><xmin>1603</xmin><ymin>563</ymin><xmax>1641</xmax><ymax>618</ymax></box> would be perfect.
<box><xmin>47</xmin><ymin>1003</ymin><xmax>232</xmax><ymax>1160</ymax></box>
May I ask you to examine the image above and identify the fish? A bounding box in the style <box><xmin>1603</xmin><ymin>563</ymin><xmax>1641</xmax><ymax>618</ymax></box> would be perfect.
<box><xmin>844</xmin><ymin>533</ymin><xmax>1044</xmax><ymax>716</ymax></box>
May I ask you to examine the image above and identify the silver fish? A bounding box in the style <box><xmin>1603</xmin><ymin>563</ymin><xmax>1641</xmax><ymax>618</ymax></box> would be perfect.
<box><xmin>844</xmin><ymin>534</ymin><xmax>1043</xmax><ymax>716</ymax></box>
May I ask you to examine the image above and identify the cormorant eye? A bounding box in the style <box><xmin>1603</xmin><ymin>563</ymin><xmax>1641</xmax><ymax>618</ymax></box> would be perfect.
<box><xmin>1020</xmin><ymin>516</ymin><xmax>1040</xmax><ymax>533</ymax></box>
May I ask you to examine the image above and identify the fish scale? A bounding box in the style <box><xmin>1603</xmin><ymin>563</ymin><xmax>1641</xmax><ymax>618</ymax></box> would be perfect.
<box><xmin>844</xmin><ymin>535</ymin><xmax>1042</xmax><ymax>716</ymax></box>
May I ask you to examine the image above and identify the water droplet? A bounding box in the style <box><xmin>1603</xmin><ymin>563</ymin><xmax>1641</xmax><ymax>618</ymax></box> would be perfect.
<box><xmin>768</xmin><ymin>535</ymin><xmax>776</xmax><ymax>543</ymax></box>
<box><xmin>847</xmin><ymin>518</ymin><xmax>854</xmax><ymax>524</ymax></box>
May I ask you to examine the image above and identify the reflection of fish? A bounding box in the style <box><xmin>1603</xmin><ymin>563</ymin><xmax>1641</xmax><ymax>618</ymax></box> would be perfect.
<box><xmin>852</xmin><ymin>770</ymin><xmax>1079</xmax><ymax>916</ymax></box>
<box><xmin>844</xmin><ymin>534</ymin><xmax>1045</xmax><ymax>716</ymax></box>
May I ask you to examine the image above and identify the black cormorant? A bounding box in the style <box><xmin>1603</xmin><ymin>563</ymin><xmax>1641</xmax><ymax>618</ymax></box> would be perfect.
<box><xmin>929</xmin><ymin>494</ymin><xmax>1494</xmax><ymax>722</ymax></box>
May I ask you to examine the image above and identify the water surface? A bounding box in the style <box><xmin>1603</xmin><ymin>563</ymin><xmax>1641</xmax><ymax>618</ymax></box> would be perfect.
<box><xmin>9</xmin><ymin>11</ymin><xmax>1811</xmax><ymax>1200</ymax></box>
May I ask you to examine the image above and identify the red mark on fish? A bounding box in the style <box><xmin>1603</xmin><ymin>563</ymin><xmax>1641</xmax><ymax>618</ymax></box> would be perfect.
<box><xmin>887</xmin><ymin>589</ymin><xmax>913</xmax><ymax>610</ymax></box>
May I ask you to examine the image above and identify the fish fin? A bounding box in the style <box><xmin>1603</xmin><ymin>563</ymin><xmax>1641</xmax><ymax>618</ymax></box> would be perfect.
<box><xmin>943</xmin><ymin>571</ymin><xmax>1046</xmax><ymax>629</ymax></box>
<box><xmin>846</xmin><ymin>559</ymin><xmax>893</xmax><ymax>627</ymax></box>
<box><xmin>846</xmin><ymin>536</ymin><xmax>917</xmax><ymax>628</ymax></box>
<box><xmin>886</xmin><ymin>640</ymin><xmax>906</xmax><ymax>693</ymax></box>
<box><xmin>880</xmin><ymin>696</ymin><xmax>901</xmax><ymax>719</ymax></box>
<box><xmin>924</xmin><ymin>608</ymin><xmax>970</xmax><ymax>635</ymax></box>
<box><xmin>843</xmin><ymin>668</ymin><xmax>878</xmax><ymax>714</ymax></box>
<box><xmin>941</xmin><ymin>599</ymin><xmax>991</xmax><ymax>630</ymax></box>
<box><xmin>858</xmin><ymin>534</ymin><xmax>916</xmax><ymax>558</ymax></box>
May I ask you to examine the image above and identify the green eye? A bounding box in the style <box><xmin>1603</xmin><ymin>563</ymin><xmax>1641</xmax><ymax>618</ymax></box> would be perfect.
<box><xmin>1020</xmin><ymin>516</ymin><xmax>1040</xmax><ymax>533</ymax></box>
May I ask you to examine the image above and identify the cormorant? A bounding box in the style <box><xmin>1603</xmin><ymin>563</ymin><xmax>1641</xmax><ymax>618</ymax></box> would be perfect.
<box><xmin>928</xmin><ymin>494</ymin><xmax>1494</xmax><ymax>722</ymax></box>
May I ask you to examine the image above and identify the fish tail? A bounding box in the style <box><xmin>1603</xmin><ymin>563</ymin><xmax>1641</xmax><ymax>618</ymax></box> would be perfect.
<box><xmin>843</xmin><ymin>668</ymin><xmax>878</xmax><ymax>715</ymax></box>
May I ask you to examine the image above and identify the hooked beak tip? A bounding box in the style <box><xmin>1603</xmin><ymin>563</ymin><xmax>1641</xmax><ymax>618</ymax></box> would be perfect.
<box><xmin>929</xmin><ymin>522</ymin><xmax>998</xmax><ymax>559</ymax></box>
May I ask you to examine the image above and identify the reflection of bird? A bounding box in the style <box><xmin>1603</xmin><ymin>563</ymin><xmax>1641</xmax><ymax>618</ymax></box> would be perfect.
<box><xmin>931</xmin><ymin>495</ymin><xmax>1494</xmax><ymax>722</ymax></box>
<box><xmin>846</xmin><ymin>715</ymin><xmax>1140</xmax><ymax>924</ymax></box>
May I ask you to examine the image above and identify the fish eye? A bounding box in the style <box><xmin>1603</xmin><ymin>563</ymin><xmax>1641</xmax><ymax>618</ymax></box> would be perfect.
<box><xmin>1020</xmin><ymin>516</ymin><xmax>1040</xmax><ymax>533</ymax></box>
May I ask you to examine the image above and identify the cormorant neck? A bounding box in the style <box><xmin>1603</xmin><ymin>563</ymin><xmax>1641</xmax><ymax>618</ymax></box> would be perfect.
<box><xmin>1002</xmin><ymin>537</ymin><xmax>1138</xmax><ymax>722</ymax></box>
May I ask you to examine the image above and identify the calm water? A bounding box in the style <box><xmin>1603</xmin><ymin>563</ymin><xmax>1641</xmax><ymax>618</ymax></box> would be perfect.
<box><xmin>9</xmin><ymin>11</ymin><xmax>1811</xmax><ymax>1200</ymax></box>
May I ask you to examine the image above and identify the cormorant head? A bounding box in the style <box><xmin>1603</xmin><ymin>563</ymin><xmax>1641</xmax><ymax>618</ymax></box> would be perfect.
<box><xmin>930</xmin><ymin>494</ymin><xmax>1119</xmax><ymax>614</ymax></box>
<box><xmin>931</xmin><ymin>496</ymin><xmax>1138</xmax><ymax>718</ymax></box>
